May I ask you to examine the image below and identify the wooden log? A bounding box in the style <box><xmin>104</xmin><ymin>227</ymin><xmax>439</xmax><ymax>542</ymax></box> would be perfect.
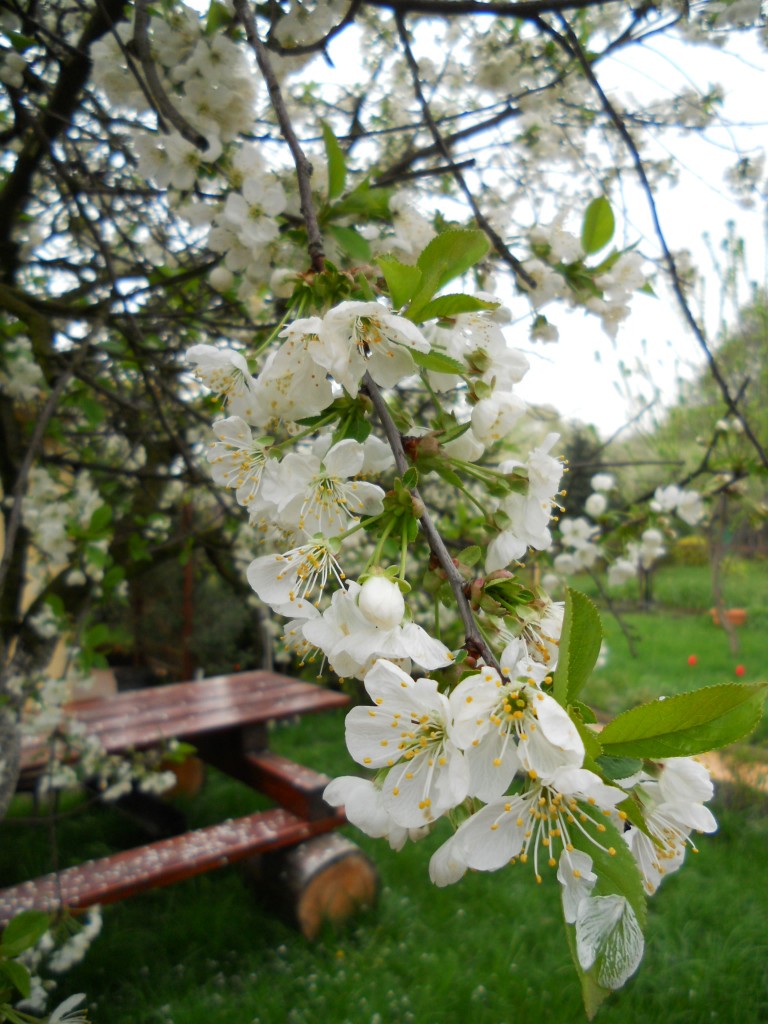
<box><xmin>246</xmin><ymin>833</ymin><xmax>379</xmax><ymax>940</ymax></box>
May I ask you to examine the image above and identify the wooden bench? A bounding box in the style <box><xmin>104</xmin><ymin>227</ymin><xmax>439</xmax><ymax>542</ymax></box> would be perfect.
<box><xmin>2</xmin><ymin>671</ymin><xmax>377</xmax><ymax>938</ymax></box>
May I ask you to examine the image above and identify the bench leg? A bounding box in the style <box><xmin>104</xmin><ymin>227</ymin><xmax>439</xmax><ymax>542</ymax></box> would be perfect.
<box><xmin>243</xmin><ymin>833</ymin><xmax>379</xmax><ymax>940</ymax></box>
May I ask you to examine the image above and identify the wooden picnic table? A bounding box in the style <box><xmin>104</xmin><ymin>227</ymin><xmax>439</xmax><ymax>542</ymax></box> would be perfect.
<box><xmin>2</xmin><ymin>671</ymin><xmax>377</xmax><ymax>938</ymax></box>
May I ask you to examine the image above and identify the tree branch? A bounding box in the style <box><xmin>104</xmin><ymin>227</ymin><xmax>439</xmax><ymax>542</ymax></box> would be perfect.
<box><xmin>364</xmin><ymin>373</ymin><xmax>502</xmax><ymax>672</ymax></box>
<box><xmin>132</xmin><ymin>0</ymin><xmax>210</xmax><ymax>151</ymax></box>
<box><xmin>553</xmin><ymin>14</ymin><xmax>768</xmax><ymax>469</ymax></box>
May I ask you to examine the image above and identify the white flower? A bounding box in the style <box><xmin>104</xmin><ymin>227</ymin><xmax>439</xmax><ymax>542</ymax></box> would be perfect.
<box><xmin>186</xmin><ymin>344</ymin><xmax>262</xmax><ymax>422</ymax></box>
<box><xmin>247</xmin><ymin>540</ymin><xmax>345</xmax><ymax>616</ymax></box>
<box><xmin>585</xmin><ymin>492</ymin><xmax>607</xmax><ymax>518</ymax></box>
<box><xmin>590</xmin><ymin>473</ymin><xmax>614</xmax><ymax>492</ymax></box>
<box><xmin>342</xmin><ymin>659</ymin><xmax>469</xmax><ymax>827</ymax></box>
<box><xmin>448</xmin><ymin>639</ymin><xmax>582</xmax><ymax>800</ymax></box>
<box><xmin>486</xmin><ymin>434</ymin><xmax>562</xmax><ymax>571</ymax></box>
<box><xmin>253</xmin><ymin>317</ymin><xmax>335</xmax><ymax>421</ymax></box>
<box><xmin>207</xmin><ymin>416</ymin><xmax>270</xmax><ymax>507</ymax></box>
<box><xmin>323</xmin><ymin>775</ymin><xmax>428</xmax><ymax>851</ymax></box>
<box><xmin>623</xmin><ymin>757</ymin><xmax>716</xmax><ymax>894</ymax></box>
<box><xmin>49</xmin><ymin>993</ymin><xmax>89</xmax><ymax>1024</ymax></box>
<box><xmin>260</xmin><ymin>439</ymin><xmax>385</xmax><ymax>538</ymax></box>
<box><xmin>316</xmin><ymin>301</ymin><xmax>430</xmax><ymax>397</ymax></box>
<box><xmin>471</xmin><ymin>391</ymin><xmax>527</xmax><ymax>445</ymax></box>
<box><xmin>607</xmin><ymin>557</ymin><xmax>636</xmax><ymax>588</ymax></box>
<box><xmin>430</xmin><ymin>765</ymin><xmax>625</xmax><ymax>884</ymax></box>
<box><xmin>301</xmin><ymin>582</ymin><xmax>454</xmax><ymax>680</ymax></box>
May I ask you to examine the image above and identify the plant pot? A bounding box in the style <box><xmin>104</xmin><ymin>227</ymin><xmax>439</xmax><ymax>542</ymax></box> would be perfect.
<box><xmin>709</xmin><ymin>608</ymin><xmax>748</xmax><ymax>627</ymax></box>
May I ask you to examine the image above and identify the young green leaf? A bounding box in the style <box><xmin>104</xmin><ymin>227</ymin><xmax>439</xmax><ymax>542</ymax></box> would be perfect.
<box><xmin>565</xmin><ymin>813</ymin><xmax>646</xmax><ymax>1018</ymax></box>
<box><xmin>599</xmin><ymin>682</ymin><xmax>768</xmax><ymax>759</ymax></box>
<box><xmin>0</xmin><ymin>910</ymin><xmax>50</xmax><ymax>958</ymax></box>
<box><xmin>377</xmin><ymin>256</ymin><xmax>422</xmax><ymax>310</ymax></box>
<box><xmin>0</xmin><ymin>958</ymin><xmax>31</xmax><ymax>998</ymax></box>
<box><xmin>327</xmin><ymin>224</ymin><xmax>371</xmax><ymax>262</ymax></box>
<box><xmin>415</xmin><ymin>293</ymin><xmax>498</xmax><ymax>322</ymax></box>
<box><xmin>581</xmin><ymin>196</ymin><xmax>615</xmax><ymax>255</ymax></box>
<box><xmin>407</xmin><ymin>229</ymin><xmax>489</xmax><ymax>320</ymax></box>
<box><xmin>552</xmin><ymin>588</ymin><xmax>603</xmax><ymax>707</ymax></box>
<box><xmin>321</xmin><ymin>122</ymin><xmax>346</xmax><ymax>200</ymax></box>
<box><xmin>409</xmin><ymin>348</ymin><xmax>467</xmax><ymax>376</ymax></box>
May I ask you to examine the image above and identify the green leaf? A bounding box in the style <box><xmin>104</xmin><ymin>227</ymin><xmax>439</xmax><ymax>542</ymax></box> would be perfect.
<box><xmin>458</xmin><ymin>545</ymin><xmax>482</xmax><ymax>567</ymax></box>
<box><xmin>565</xmin><ymin>813</ymin><xmax>646</xmax><ymax>1017</ymax></box>
<box><xmin>89</xmin><ymin>504</ymin><xmax>112</xmax><ymax>534</ymax></box>
<box><xmin>571</xmin><ymin>714</ymin><xmax>603</xmax><ymax>761</ymax></box>
<box><xmin>0</xmin><ymin>911</ymin><xmax>50</xmax><ymax>957</ymax></box>
<box><xmin>415</xmin><ymin>293</ymin><xmax>498</xmax><ymax>322</ymax></box>
<box><xmin>401</xmin><ymin>467</ymin><xmax>419</xmax><ymax>490</ymax></box>
<box><xmin>331</xmin><ymin>179</ymin><xmax>392</xmax><ymax>221</ymax></box>
<box><xmin>596</xmin><ymin>755</ymin><xmax>643</xmax><ymax>781</ymax></box>
<box><xmin>321</xmin><ymin>122</ymin><xmax>346</xmax><ymax>201</ymax></box>
<box><xmin>599</xmin><ymin>683</ymin><xmax>768</xmax><ymax>759</ymax></box>
<box><xmin>552</xmin><ymin>589</ymin><xmax>603</xmax><ymax>707</ymax></box>
<box><xmin>581</xmin><ymin>196</ymin><xmax>615</xmax><ymax>255</ymax></box>
<box><xmin>206</xmin><ymin>0</ymin><xmax>232</xmax><ymax>33</ymax></box>
<box><xmin>327</xmin><ymin>224</ymin><xmax>371</xmax><ymax>262</ymax></box>
<box><xmin>377</xmin><ymin>256</ymin><xmax>422</xmax><ymax>311</ymax></box>
<box><xmin>0</xmin><ymin>960</ymin><xmax>30</xmax><ymax>999</ymax></box>
<box><xmin>409</xmin><ymin>348</ymin><xmax>466</xmax><ymax>376</ymax></box>
<box><xmin>408</xmin><ymin>229</ymin><xmax>489</xmax><ymax>320</ymax></box>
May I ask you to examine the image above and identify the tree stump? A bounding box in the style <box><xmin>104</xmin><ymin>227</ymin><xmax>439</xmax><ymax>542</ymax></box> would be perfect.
<box><xmin>245</xmin><ymin>833</ymin><xmax>379</xmax><ymax>939</ymax></box>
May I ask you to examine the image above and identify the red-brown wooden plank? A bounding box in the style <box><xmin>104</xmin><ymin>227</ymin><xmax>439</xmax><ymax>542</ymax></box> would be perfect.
<box><xmin>20</xmin><ymin>673</ymin><xmax>348</xmax><ymax>772</ymax></box>
<box><xmin>0</xmin><ymin>807</ymin><xmax>345</xmax><ymax>925</ymax></box>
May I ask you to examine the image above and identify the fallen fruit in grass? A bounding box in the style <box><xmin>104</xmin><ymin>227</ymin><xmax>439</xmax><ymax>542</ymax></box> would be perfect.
<box><xmin>688</xmin><ymin>655</ymin><xmax>698</xmax><ymax>666</ymax></box>
<box><xmin>735</xmin><ymin>664</ymin><xmax>745</xmax><ymax>677</ymax></box>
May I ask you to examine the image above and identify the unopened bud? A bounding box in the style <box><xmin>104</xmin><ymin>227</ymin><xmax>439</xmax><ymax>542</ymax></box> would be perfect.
<box><xmin>358</xmin><ymin>576</ymin><xmax>405</xmax><ymax>630</ymax></box>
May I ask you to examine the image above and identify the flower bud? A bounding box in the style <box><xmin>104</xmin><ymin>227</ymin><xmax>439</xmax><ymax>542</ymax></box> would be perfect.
<box><xmin>358</xmin><ymin>576</ymin><xmax>405</xmax><ymax>630</ymax></box>
<box><xmin>585</xmin><ymin>492</ymin><xmax>607</xmax><ymax>518</ymax></box>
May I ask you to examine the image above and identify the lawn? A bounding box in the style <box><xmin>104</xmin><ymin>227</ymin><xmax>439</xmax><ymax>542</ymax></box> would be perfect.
<box><xmin>3</xmin><ymin>559</ymin><xmax>767</xmax><ymax>1024</ymax></box>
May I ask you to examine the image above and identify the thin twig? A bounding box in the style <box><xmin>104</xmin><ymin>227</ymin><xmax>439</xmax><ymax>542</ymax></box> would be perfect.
<box><xmin>394</xmin><ymin>11</ymin><xmax>535</xmax><ymax>290</ymax></box>
<box><xmin>233</xmin><ymin>0</ymin><xmax>325</xmax><ymax>272</ymax></box>
<box><xmin>554</xmin><ymin>14</ymin><xmax>768</xmax><ymax>470</ymax></box>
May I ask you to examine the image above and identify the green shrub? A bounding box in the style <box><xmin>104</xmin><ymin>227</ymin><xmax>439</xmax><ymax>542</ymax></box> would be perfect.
<box><xmin>672</xmin><ymin>535</ymin><xmax>709</xmax><ymax>566</ymax></box>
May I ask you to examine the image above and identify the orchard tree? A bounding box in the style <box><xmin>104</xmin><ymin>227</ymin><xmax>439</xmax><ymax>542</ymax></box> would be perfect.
<box><xmin>1</xmin><ymin>0</ymin><xmax>767</xmax><ymax>1016</ymax></box>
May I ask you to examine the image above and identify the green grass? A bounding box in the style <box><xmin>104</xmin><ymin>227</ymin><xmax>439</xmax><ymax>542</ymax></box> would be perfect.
<box><xmin>4</xmin><ymin>712</ymin><xmax>768</xmax><ymax>1024</ymax></box>
<box><xmin>576</xmin><ymin>560</ymin><xmax>768</xmax><ymax>740</ymax></box>
<box><xmin>4</xmin><ymin>560</ymin><xmax>768</xmax><ymax>1023</ymax></box>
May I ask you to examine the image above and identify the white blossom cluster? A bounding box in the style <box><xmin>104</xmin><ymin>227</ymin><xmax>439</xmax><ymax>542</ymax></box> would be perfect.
<box><xmin>20</xmin><ymin>468</ymin><xmax>105</xmax><ymax>585</ymax></box>
<box><xmin>0</xmin><ymin>334</ymin><xmax>45</xmax><ymax>401</ymax></box>
<box><xmin>550</xmin><ymin>473</ymin><xmax>707</xmax><ymax>591</ymax></box>
<box><xmin>189</xmin><ymin>296</ymin><xmax>569</xmax><ymax>677</ymax></box>
<box><xmin>18</xmin><ymin>909</ymin><xmax>102</xmax><ymax>1016</ymax></box>
<box><xmin>521</xmin><ymin>220</ymin><xmax>650</xmax><ymax>342</ymax></box>
<box><xmin>324</xmin><ymin>646</ymin><xmax>715</xmax><ymax>991</ymax></box>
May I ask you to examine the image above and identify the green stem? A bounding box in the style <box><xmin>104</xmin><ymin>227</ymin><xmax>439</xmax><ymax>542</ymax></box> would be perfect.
<box><xmin>271</xmin><ymin>413</ymin><xmax>338</xmax><ymax>454</ymax></box>
<box><xmin>370</xmin><ymin>516</ymin><xmax>397</xmax><ymax>569</ymax></box>
<box><xmin>334</xmin><ymin>512</ymin><xmax>386</xmax><ymax>545</ymax></box>
<box><xmin>455</xmin><ymin>480</ymin><xmax>487</xmax><ymax>515</ymax></box>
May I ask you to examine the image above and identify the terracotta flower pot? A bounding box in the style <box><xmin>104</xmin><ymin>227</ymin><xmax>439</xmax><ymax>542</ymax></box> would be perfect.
<box><xmin>709</xmin><ymin>608</ymin><xmax>748</xmax><ymax>627</ymax></box>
